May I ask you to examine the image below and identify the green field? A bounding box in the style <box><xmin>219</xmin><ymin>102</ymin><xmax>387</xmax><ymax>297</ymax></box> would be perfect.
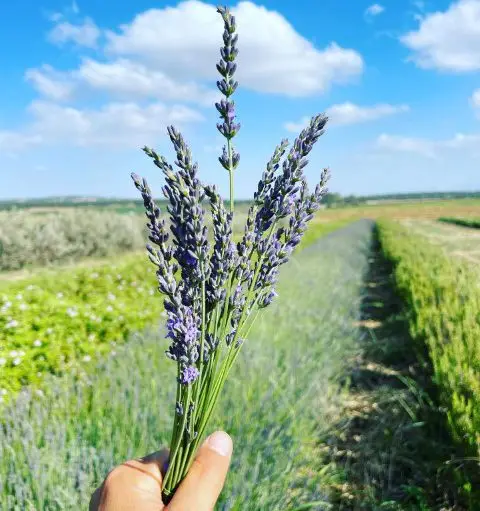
<box><xmin>1</xmin><ymin>200</ymin><xmax>479</xmax><ymax>509</ymax></box>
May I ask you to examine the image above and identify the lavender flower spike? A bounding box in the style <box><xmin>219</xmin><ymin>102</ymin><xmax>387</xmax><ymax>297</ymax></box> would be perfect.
<box><xmin>131</xmin><ymin>5</ymin><xmax>330</xmax><ymax>502</ymax></box>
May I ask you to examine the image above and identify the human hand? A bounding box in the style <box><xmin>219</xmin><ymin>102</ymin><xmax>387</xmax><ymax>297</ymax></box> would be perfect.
<box><xmin>90</xmin><ymin>431</ymin><xmax>233</xmax><ymax>510</ymax></box>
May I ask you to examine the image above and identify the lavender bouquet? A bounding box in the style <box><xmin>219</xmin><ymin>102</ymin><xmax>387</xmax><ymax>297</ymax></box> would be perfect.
<box><xmin>131</xmin><ymin>6</ymin><xmax>329</xmax><ymax>501</ymax></box>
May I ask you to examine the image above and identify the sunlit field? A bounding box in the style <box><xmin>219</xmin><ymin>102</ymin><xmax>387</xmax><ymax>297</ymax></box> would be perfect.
<box><xmin>1</xmin><ymin>199</ymin><xmax>479</xmax><ymax>509</ymax></box>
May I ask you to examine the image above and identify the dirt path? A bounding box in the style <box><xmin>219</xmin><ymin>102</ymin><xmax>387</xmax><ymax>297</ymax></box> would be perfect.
<box><xmin>321</xmin><ymin>227</ymin><xmax>464</xmax><ymax>510</ymax></box>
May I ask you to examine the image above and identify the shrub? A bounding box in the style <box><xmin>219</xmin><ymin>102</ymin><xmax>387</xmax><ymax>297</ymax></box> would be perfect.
<box><xmin>0</xmin><ymin>209</ymin><xmax>147</xmax><ymax>271</ymax></box>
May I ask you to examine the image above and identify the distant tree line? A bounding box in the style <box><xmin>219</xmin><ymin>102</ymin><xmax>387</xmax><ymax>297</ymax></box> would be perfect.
<box><xmin>0</xmin><ymin>191</ymin><xmax>479</xmax><ymax>211</ymax></box>
<box><xmin>321</xmin><ymin>190</ymin><xmax>480</xmax><ymax>208</ymax></box>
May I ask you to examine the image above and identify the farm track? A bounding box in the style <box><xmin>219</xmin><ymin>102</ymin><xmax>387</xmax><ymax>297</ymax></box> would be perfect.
<box><xmin>321</xmin><ymin>228</ymin><xmax>466</xmax><ymax>510</ymax></box>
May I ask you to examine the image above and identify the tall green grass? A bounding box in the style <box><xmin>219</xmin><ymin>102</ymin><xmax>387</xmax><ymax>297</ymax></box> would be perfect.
<box><xmin>0</xmin><ymin>221</ymin><xmax>373</xmax><ymax>510</ymax></box>
<box><xmin>377</xmin><ymin>220</ymin><xmax>480</xmax><ymax>502</ymax></box>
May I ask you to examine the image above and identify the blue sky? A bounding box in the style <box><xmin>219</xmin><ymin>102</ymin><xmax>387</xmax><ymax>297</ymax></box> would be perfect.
<box><xmin>0</xmin><ymin>0</ymin><xmax>479</xmax><ymax>200</ymax></box>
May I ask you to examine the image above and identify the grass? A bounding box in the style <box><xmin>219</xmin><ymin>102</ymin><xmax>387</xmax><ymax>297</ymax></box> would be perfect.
<box><xmin>0</xmin><ymin>221</ymin><xmax>373</xmax><ymax>510</ymax></box>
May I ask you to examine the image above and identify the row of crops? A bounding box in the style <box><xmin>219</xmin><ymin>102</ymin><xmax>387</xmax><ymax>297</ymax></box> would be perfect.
<box><xmin>378</xmin><ymin>220</ymin><xmax>480</xmax><ymax>502</ymax></box>
<box><xmin>0</xmin><ymin>205</ymin><xmax>258</xmax><ymax>272</ymax></box>
<box><xmin>0</xmin><ymin>209</ymin><xmax>147</xmax><ymax>271</ymax></box>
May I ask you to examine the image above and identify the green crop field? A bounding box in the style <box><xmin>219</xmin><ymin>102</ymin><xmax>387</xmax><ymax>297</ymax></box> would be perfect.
<box><xmin>0</xmin><ymin>203</ymin><xmax>479</xmax><ymax>510</ymax></box>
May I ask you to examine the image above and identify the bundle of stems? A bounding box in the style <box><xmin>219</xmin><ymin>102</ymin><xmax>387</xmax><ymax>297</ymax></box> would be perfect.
<box><xmin>132</xmin><ymin>5</ymin><xmax>330</xmax><ymax>501</ymax></box>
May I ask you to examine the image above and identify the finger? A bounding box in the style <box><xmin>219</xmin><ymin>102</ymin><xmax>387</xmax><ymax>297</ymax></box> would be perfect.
<box><xmin>89</xmin><ymin>449</ymin><xmax>169</xmax><ymax>511</ymax></box>
<box><xmin>167</xmin><ymin>431</ymin><xmax>232</xmax><ymax>511</ymax></box>
<box><xmin>138</xmin><ymin>448</ymin><xmax>170</xmax><ymax>479</ymax></box>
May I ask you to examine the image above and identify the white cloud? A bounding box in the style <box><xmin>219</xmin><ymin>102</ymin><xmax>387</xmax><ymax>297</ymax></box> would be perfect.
<box><xmin>0</xmin><ymin>101</ymin><xmax>203</xmax><ymax>151</ymax></box>
<box><xmin>48</xmin><ymin>17</ymin><xmax>100</xmax><ymax>48</ymax></box>
<box><xmin>7</xmin><ymin>1</ymin><xmax>366</xmax><ymax>154</ymax></box>
<box><xmin>105</xmin><ymin>0</ymin><xmax>364</xmax><ymax>96</ymax></box>
<box><xmin>0</xmin><ymin>132</ymin><xmax>43</xmax><ymax>152</ymax></box>
<box><xmin>376</xmin><ymin>134</ymin><xmax>437</xmax><ymax>157</ymax></box>
<box><xmin>443</xmin><ymin>132</ymin><xmax>480</xmax><ymax>148</ymax></box>
<box><xmin>471</xmin><ymin>88</ymin><xmax>480</xmax><ymax>113</ymax></box>
<box><xmin>25</xmin><ymin>65</ymin><xmax>74</xmax><ymax>101</ymax></box>
<box><xmin>283</xmin><ymin>102</ymin><xmax>409</xmax><ymax>132</ymax></box>
<box><xmin>326</xmin><ymin>102</ymin><xmax>409</xmax><ymax>125</ymax></box>
<box><xmin>76</xmin><ymin>58</ymin><xmax>218</xmax><ymax>105</ymax></box>
<box><xmin>283</xmin><ymin>117</ymin><xmax>311</xmax><ymax>133</ymax></box>
<box><xmin>365</xmin><ymin>4</ymin><xmax>385</xmax><ymax>18</ymax></box>
<box><xmin>25</xmin><ymin>58</ymin><xmax>219</xmax><ymax>106</ymax></box>
<box><xmin>376</xmin><ymin>132</ymin><xmax>480</xmax><ymax>158</ymax></box>
<box><xmin>401</xmin><ymin>0</ymin><xmax>480</xmax><ymax>72</ymax></box>
<box><xmin>71</xmin><ymin>1</ymin><xmax>80</xmax><ymax>15</ymax></box>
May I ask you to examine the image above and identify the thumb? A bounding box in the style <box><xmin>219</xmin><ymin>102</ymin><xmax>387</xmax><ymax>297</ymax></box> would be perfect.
<box><xmin>167</xmin><ymin>431</ymin><xmax>233</xmax><ymax>511</ymax></box>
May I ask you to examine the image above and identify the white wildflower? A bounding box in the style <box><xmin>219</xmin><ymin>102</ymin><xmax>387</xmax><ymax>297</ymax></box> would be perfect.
<box><xmin>12</xmin><ymin>357</ymin><xmax>21</xmax><ymax>366</ymax></box>
<box><xmin>33</xmin><ymin>339</ymin><xmax>42</xmax><ymax>347</ymax></box>
<box><xmin>16</xmin><ymin>293</ymin><xmax>23</xmax><ymax>300</ymax></box>
<box><xmin>19</xmin><ymin>303</ymin><xmax>28</xmax><ymax>311</ymax></box>
<box><xmin>107</xmin><ymin>293</ymin><xmax>116</xmax><ymax>301</ymax></box>
<box><xmin>83</xmin><ymin>355</ymin><xmax>91</xmax><ymax>362</ymax></box>
<box><xmin>66</xmin><ymin>307</ymin><xmax>78</xmax><ymax>317</ymax></box>
<box><xmin>57</xmin><ymin>292</ymin><xmax>64</xmax><ymax>299</ymax></box>
<box><xmin>9</xmin><ymin>350</ymin><xmax>18</xmax><ymax>357</ymax></box>
<box><xmin>106</xmin><ymin>305</ymin><xmax>113</xmax><ymax>312</ymax></box>
<box><xmin>0</xmin><ymin>358</ymin><xmax>6</xmax><ymax>366</ymax></box>
<box><xmin>6</xmin><ymin>320</ymin><xmax>18</xmax><ymax>328</ymax></box>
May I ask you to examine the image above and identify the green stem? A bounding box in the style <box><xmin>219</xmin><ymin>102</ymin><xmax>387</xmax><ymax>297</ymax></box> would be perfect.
<box><xmin>227</xmin><ymin>138</ymin><xmax>234</xmax><ymax>213</ymax></box>
<box><xmin>163</xmin><ymin>385</ymin><xmax>191</xmax><ymax>491</ymax></box>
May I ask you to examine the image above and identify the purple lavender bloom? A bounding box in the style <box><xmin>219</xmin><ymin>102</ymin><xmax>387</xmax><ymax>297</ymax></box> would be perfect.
<box><xmin>165</xmin><ymin>306</ymin><xmax>200</xmax><ymax>368</ymax></box>
<box><xmin>179</xmin><ymin>366</ymin><xmax>200</xmax><ymax>385</ymax></box>
<box><xmin>131</xmin><ymin>7</ymin><xmax>331</xmax><ymax>498</ymax></box>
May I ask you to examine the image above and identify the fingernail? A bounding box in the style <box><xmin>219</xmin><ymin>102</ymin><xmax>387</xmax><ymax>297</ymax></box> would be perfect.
<box><xmin>206</xmin><ymin>431</ymin><xmax>232</xmax><ymax>457</ymax></box>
